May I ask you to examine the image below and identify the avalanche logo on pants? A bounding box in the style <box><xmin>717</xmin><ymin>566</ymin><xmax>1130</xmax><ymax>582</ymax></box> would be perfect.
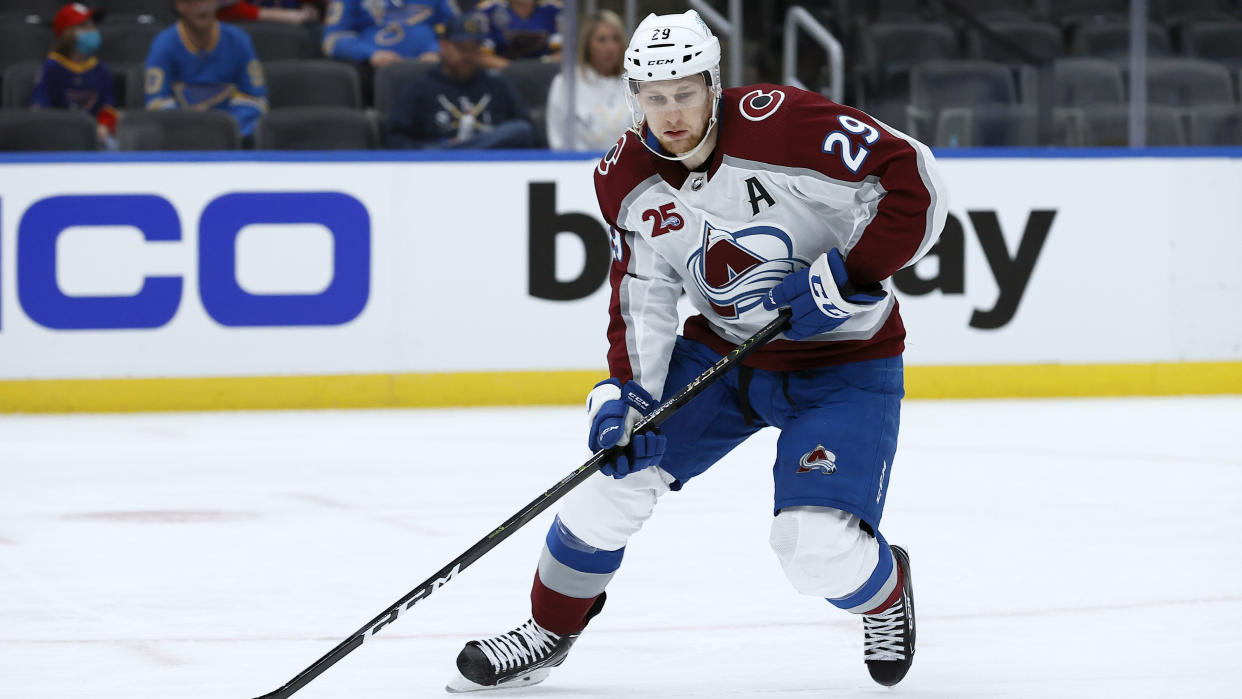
<box><xmin>797</xmin><ymin>445</ymin><xmax>837</xmax><ymax>475</ymax></box>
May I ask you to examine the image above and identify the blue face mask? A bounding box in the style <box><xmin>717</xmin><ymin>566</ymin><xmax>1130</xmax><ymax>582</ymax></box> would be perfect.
<box><xmin>75</xmin><ymin>29</ymin><xmax>101</xmax><ymax>56</ymax></box>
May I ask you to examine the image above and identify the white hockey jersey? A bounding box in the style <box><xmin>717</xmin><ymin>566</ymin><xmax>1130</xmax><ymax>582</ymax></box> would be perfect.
<box><xmin>593</xmin><ymin>85</ymin><xmax>947</xmax><ymax>398</ymax></box>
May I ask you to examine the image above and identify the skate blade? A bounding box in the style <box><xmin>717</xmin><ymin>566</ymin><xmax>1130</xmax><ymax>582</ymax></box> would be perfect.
<box><xmin>445</xmin><ymin>667</ymin><xmax>551</xmax><ymax>693</ymax></box>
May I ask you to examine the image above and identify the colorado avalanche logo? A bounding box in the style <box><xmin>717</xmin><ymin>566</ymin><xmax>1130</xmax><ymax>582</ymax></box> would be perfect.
<box><xmin>686</xmin><ymin>220</ymin><xmax>808</xmax><ymax>319</ymax></box>
<box><xmin>739</xmin><ymin>88</ymin><xmax>786</xmax><ymax>122</ymax></box>
<box><xmin>797</xmin><ymin>445</ymin><xmax>837</xmax><ymax>475</ymax></box>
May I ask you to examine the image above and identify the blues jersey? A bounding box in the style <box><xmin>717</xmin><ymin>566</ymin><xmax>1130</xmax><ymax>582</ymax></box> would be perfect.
<box><xmin>323</xmin><ymin>0</ymin><xmax>457</xmax><ymax>62</ymax></box>
<box><xmin>144</xmin><ymin>22</ymin><xmax>268</xmax><ymax>137</ymax></box>
<box><xmin>31</xmin><ymin>53</ymin><xmax>118</xmax><ymax>132</ymax></box>
<box><xmin>476</xmin><ymin>0</ymin><xmax>561</xmax><ymax>60</ymax></box>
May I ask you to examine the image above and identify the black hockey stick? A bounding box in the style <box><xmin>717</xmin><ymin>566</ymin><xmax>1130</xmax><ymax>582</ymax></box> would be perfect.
<box><xmin>252</xmin><ymin>308</ymin><xmax>792</xmax><ymax>699</ymax></box>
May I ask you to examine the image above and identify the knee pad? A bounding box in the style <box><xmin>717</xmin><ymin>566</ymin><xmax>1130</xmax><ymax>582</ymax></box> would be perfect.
<box><xmin>768</xmin><ymin>506</ymin><xmax>880</xmax><ymax>599</ymax></box>
<box><xmin>555</xmin><ymin>466</ymin><xmax>675</xmax><ymax>551</ymax></box>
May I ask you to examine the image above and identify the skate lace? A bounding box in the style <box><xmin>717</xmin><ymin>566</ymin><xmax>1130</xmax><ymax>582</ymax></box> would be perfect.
<box><xmin>863</xmin><ymin>599</ymin><xmax>906</xmax><ymax>662</ymax></box>
<box><xmin>475</xmin><ymin>619</ymin><xmax>561</xmax><ymax>673</ymax></box>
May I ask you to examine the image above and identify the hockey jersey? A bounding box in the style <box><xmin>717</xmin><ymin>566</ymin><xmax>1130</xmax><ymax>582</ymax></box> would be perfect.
<box><xmin>593</xmin><ymin>85</ymin><xmax>947</xmax><ymax>397</ymax></box>
<box><xmin>144</xmin><ymin>21</ymin><xmax>268</xmax><ymax>137</ymax></box>
<box><xmin>30</xmin><ymin>53</ymin><xmax>118</xmax><ymax>133</ymax></box>
<box><xmin>322</xmin><ymin>0</ymin><xmax>457</xmax><ymax>62</ymax></box>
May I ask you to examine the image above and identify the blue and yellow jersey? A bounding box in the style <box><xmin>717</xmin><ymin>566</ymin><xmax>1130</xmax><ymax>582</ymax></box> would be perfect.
<box><xmin>31</xmin><ymin>53</ymin><xmax>119</xmax><ymax>133</ymax></box>
<box><xmin>144</xmin><ymin>21</ymin><xmax>268</xmax><ymax>136</ymax></box>
<box><xmin>322</xmin><ymin>0</ymin><xmax>458</xmax><ymax>62</ymax></box>
<box><xmin>477</xmin><ymin>0</ymin><xmax>561</xmax><ymax>60</ymax></box>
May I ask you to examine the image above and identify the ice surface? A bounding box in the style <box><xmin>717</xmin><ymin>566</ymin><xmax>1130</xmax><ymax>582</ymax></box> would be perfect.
<box><xmin>2</xmin><ymin>397</ymin><xmax>1240</xmax><ymax>698</ymax></box>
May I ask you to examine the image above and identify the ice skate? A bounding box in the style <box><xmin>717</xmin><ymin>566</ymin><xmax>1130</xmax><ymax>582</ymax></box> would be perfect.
<box><xmin>863</xmin><ymin>546</ymin><xmax>915</xmax><ymax>686</ymax></box>
<box><xmin>445</xmin><ymin>594</ymin><xmax>605</xmax><ymax>693</ymax></box>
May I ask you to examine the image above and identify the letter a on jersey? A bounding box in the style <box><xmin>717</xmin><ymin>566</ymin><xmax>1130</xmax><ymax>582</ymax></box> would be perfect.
<box><xmin>745</xmin><ymin>177</ymin><xmax>775</xmax><ymax>216</ymax></box>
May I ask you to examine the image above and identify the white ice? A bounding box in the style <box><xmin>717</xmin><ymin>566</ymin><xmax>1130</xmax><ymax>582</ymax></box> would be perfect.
<box><xmin>2</xmin><ymin>397</ymin><xmax>1240</xmax><ymax>698</ymax></box>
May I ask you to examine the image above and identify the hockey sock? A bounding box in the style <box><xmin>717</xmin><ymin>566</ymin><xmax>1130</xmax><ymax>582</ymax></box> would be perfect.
<box><xmin>826</xmin><ymin>535</ymin><xmax>901</xmax><ymax>614</ymax></box>
<box><xmin>531</xmin><ymin>571</ymin><xmax>600</xmax><ymax>635</ymax></box>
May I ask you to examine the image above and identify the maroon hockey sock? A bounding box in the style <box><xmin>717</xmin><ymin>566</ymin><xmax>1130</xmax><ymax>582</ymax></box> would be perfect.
<box><xmin>861</xmin><ymin>555</ymin><xmax>905</xmax><ymax>615</ymax></box>
<box><xmin>531</xmin><ymin>570</ymin><xmax>600</xmax><ymax>635</ymax></box>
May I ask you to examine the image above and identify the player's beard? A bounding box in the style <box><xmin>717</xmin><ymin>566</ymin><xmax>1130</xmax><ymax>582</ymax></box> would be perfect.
<box><xmin>649</xmin><ymin>104</ymin><xmax>712</xmax><ymax>156</ymax></box>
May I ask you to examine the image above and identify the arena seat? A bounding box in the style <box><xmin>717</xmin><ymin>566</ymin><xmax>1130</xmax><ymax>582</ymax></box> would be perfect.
<box><xmin>1053</xmin><ymin>58</ymin><xmax>1125</xmax><ymax>106</ymax></box>
<box><xmin>1137</xmin><ymin>58</ymin><xmax>1234</xmax><ymax>108</ymax></box>
<box><xmin>98</xmin><ymin>23</ymin><xmax>161</xmax><ymax>66</ymax></box>
<box><xmin>236</xmin><ymin>21</ymin><xmax>320</xmax><ymax>62</ymax></box>
<box><xmin>500</xmin><ymin>59</ymin><xmax>560</xmax><ymax>148</ymax></box>
<box><xmin>934</xmin><ymin>104</ymin><xmax>1085</xmax><ymax>147</ymax></box>
<box><xmin>1</xmin><ymin>61</ymin><xmax>41</xmax><ymax>109</ymax></box>
<box><xmin>255</xmin><ymin>107</ymin><xmax>377</xmax><ymax>150</ymax></box>
<box><xmin>0</xmin><ymin>25</ymin><xmax>54</xmax><ymax>72</ymax></box>
<box><xmin>373</xmin><ymin>61</ymin><xmax>435</xmax><ymax>116</ymax></box>
<box><xmin>0</xmin><ymin>110</ymin><xmax>97</xmax><ymax>151</ymax></box>
<box><xmin>908</xmin><ymin>59</ymin><xmax>1020</xmax><ymax>140</ymax></box>
<box><xmin>1182</xmin><ymin>21</ymin><xmax>1242</xmax><ymax>71</ymax></box>
<box><xmin>98</xmin><ymin>0</ymin><xmax>175</xmax><ymax>24</ymax></box>
<box><xmin>856</xmin><ymin>22</ymin><xmax>961</xmax><ymax>130</ymax></box>
<box><xmin>1070</xmin><ymin>22</ymin><xmax>1172</xmax><ymax>59</ymax></box>
<box><xmin>117</xmin><ymin>109</ymin><xmax>241</xmax><ymax>150</ymax></box>
<box><xmin>1079</xmin><ymin>103</ymin><xmax>1186</xmax><ymax>145</ymax></box>
<box><xmin>264</xmin><ymin>59</ymin><xmax>361</xmax><ymax>109</ymax></box>
<box><xmin>967</xmin><ymin>21</ymin><xmax>1064</xmax><ymax>64</ymax></box>
<box><xmin>1188</xmin><ymin>103</ymin><xmax>1242</xmax><ymax>144</ymax></box>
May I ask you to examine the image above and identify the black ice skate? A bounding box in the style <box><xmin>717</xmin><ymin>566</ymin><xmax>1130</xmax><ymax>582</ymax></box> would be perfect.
<box><xmin>446</xmin><ymin>593</ymin><xmax>606</xmax><ymax>693</ymax></box>
<box><xmin>863</xmin><ymin>545</ymin><xmax>916</xmax><ymax>686</ymax></box>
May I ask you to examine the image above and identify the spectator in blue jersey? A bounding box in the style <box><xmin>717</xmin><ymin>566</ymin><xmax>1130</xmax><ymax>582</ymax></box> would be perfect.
<box><xmin>322</xmin><ymin>0</ymin><xmax>458</xmax><ymax>69</ymax></box>
<box><xmin>32</xmin><ymin>3</ymin><xmax>119</xmax><ymax>148</ymax></box>
<box><xmin>384</xmin><ymin>14</ymin><xmax>533</xmax><ymax>149</ymax></box>
<box><xmin>144</xmin><ymin>0</ymin><xmax>268</xmax><ymax>140</ymax></box>
<box><xmin>475</xmin><ymin>0</ymin><xmax>561</xmax><ymax>69</ymax></box>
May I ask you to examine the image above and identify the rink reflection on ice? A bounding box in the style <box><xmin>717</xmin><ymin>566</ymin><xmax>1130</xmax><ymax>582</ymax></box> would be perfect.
<box><xmin>2</xmin><ymin>397</ymin><xmax>1240</xmax><ymax>698</ymax></box>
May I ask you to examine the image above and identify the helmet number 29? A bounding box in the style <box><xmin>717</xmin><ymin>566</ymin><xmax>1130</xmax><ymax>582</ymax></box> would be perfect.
<box><xmin>651</xmin><ymin>28</ymin><xmax>671</xmax><ymax>40</ymax></box>
<box><xmin>822</xmin><ymin>115</ymin><xmax>881</xmax><ymax>174</ymax></box>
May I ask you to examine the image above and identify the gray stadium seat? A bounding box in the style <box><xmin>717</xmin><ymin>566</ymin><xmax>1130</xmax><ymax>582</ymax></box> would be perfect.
<box><xmin>1188</xmin><ymin>103</ymin><xmax>1242</xmax><ymax>144</ymax></box>
<box><xmin>98</xmin><ymin>24</ymin><xmax>161</xmax><ymax>66</ymax></box>
<box><xmin>908</xmin><ymin>59</ymin><xmax>1019</xmax><ymax>139</ymax></box>
<box><xmin>1182</xmin><ymin>22</ymin><xmax>1242</xmax><ymax>70</ymax></box>
<box><xmin>373</xmin><ymin>61</ymin><xmax>434</xmax><ymax>116</ymax></box>
<box><xmin>117</xmin><ymin>110</ymin><xmax>241</xmax><ymax>150</ymax></box>
<box><xmin>1053</xmin><ymin>58</ymin><xmax>1125</xmax><ymax>106</ymax></box>
<box><xmin>124</xmin><ymin>63</ymin><xmax>147</xmax><ymax>109</ymax></box>
<box><xmin>1151</xmin><ymin>0</ymin><xmax>1234</xmax><ymax>25</ymax></box>
<box><xmin>966</xmin><ymin>0</ymin><xmax>1039</xmax><ymax>22</ymax></box>
<box><xmin>857</xmin><ymin>22</ymin><xmax>961</xmax><ymax>129</ymax></box>
<box><xmin>0</xmin><ymin>25</ymin><xmax>54</xmax><ymax>72</ymax></box>
<box><xmin>255</xmin><ymin>107</ymin><xmax>378</xmax><ymax>150</ymax></box>
<box><xmin>1070</xmin><ymin>22</ymin><xmax>1172</xmax><ymax>59</ymax></box>
<box><xmin>236</xmin><ymin>21</ymin><xmax>320</xmax><ymax>61</ymax></box>
<box><xmin>1041</xmin><ymin>0</ymin><xmax>1129</xmax><ymax>26</ymax></box>
<box><xmin>98</xmin><ymin>0</ymin><xmax>175</xmax><ymax>24</ymax></box>
<box><xmin>264</xmin><ymin>59</ymin><xmax>361</xmax><ymax>109</ymax></box>
<box><xmin>500</xmin><ymin>59</ymin><xmax>560</xmax><ymax>147</ymax></box>
<box><xmin>1080</xmin><ymin>104</ymin><xmax>1186</xmax><ymax>145</ymax></box>
<box><xmin>934</xmin><ymin>104</ymin><xmax>1085</xmax><ymax>146</ymax></box>
<box><xmin>2</xmin><ymin>61</ymin><xmax>41</xmax><ymax>109</ymax></box>
<box><xmin>968</xmin><ymin>21</ymin><xmax>1064</xmax><ymax>64</ymax></box>
<box><xmin>4</xmin><ymin>0</ymin><xmax>61</xmax><ymax>22</ymax></box>
<box><xmin>0</xmin><ymin>110</ymin><xmax>97</xmax><ymax>151</ymax></box>
<box><xmin>1138</xmin><ymin>58</ymin><xmax>1235</xmax><ymax>108</ymax></box>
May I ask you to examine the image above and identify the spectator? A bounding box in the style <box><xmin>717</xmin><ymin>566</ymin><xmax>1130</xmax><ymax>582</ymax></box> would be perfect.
<box><xmin>217</xmin><ymin>0</ymin><xmax>320</xmax><ymax>25</ymax></box>
<box><xmin>476</xmin><ymin>0</ymin><xmax>562</xmax><ymax>69</ymax></box>
<box><xmin>322</xmin><ymin>0</ymin><xmax>456</xmax><ymax>69</ymax></box>
<box><xmin>384</xmin><ymin>14</ymin><xmax>534</xmax><ymax>149</ymax></box>
<box><xmin>32</xmin><ymin>3</ymin><xmax>119</xmax><ymax>148</ymax></box>
<box><xmin>145</xmin><ymin>0</ymin><xmax>268</xmax><ymax>140</ymax></box>
<box><xmin>545</xmin><ymin>9</ymin><xmax>627</xmax><ymax>151</ymax></box>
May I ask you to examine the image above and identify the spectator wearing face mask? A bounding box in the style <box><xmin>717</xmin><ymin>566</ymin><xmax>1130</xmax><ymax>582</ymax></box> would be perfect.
<box><xmin>31</xmin><ymin>3</ymin><xmax>119</xmax><ymax>147</ymax></box>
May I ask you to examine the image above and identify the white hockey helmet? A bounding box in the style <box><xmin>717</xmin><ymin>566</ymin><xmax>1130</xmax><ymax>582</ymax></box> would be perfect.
<box><xmin>623</xmin><ymin>10</ymin><xmax>723</xmax><ymax>161</ymax></box>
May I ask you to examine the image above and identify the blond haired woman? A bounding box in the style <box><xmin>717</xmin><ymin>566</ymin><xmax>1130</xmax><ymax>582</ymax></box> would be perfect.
<box><xmin>545</xmin><ymin>11</ymin><xmax>629</xmax><ymax>150</ymax></box>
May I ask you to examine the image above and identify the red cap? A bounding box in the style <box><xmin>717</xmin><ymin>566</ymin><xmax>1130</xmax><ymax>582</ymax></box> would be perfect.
<box><xmin>52</xmin><ymin>3</ymin><xmax>104</xmax><ymax>38</ymax></box>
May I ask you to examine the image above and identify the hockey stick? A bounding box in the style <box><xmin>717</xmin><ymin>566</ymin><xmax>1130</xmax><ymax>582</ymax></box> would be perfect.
<box><xmin>252</xmin><ymin>308</ymin><xmax>791</xmax><ymax>699</ymax></box>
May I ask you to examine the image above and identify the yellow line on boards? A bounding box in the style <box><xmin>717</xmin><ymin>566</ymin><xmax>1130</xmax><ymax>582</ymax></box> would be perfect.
<box><xmin>0</xmin><ymin>362</ymin><xmax>1239</xmax><ymax>413</ymax></box>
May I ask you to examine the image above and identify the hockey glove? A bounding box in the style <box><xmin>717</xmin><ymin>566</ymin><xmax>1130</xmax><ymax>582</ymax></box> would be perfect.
<box><xmin>762</xmin><ymin>248</ymin><xmax>887</xmax><ymax>341</ymax></box>
<box><xmin>586</xmin><ymin>379</ymin><xmax>667</xmax><ymax>479</ymax></box>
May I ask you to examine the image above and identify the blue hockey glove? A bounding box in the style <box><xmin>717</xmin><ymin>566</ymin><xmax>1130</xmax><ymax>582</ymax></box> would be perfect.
<box><xmin>586</xmin><ymin>379</ymin><xmax>667</xmax><ymax>479</ymax></box>
<box><xmin>762</xmin><ymin>248</ymin><xmax>887</xmax><ymax>340</ymax></box>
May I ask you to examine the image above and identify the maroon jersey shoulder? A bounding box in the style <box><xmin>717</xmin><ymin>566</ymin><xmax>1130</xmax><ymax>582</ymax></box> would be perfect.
<box><xmin>593</xmin><ymin>130</ymin><xmax>658</xmax><ymax>230</ymax></box>
<box><xmin>719</xmin><ymin>84</ymin><xmax>917</xmax><ymax>182</ymax></box>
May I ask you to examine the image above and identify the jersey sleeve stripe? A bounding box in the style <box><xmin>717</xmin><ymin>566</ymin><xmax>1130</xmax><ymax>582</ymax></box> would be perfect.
<box><xmin>876</xmin><ymin>122</ymin><xmax>948</xmax><ymax>271</ymax></box>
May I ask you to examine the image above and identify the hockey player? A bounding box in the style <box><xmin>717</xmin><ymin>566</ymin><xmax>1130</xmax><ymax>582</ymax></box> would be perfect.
<box><xmin>447</xmin><ymin>9</ymin><xmax>946</xmax><ymax>693</ymax></box>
